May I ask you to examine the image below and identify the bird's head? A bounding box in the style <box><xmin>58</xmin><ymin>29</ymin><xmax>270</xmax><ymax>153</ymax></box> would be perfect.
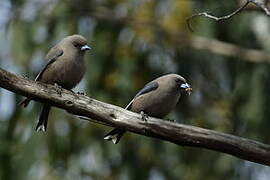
<box><xmin>173</xmin><ymin>74</ymin><xmax>192</xmax><ymax>96</ymax></box>
<box><xmin>68</xmin><ymin>34</ymin><xmax>91</xmax><ymax>52</ymax></box>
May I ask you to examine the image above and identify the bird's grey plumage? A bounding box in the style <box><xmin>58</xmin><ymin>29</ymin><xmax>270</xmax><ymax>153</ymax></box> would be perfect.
<box><xmin>125</xmin><ymin>81</ymin><xmax>159</xmax><ymax>110</ymax></box>
<box><xmin>104</xmin><ymin>74</ymin><xmax>192</xmax><ymax>144</ymax></box>
<box><xmin>20</xmin><ymin>34</ymin><xmax>91</xmax><ymax>131</ymax></box>
<box><xmin>35</xmin><ymin>48</ymin><xmax>63</xmax><ymax>82</ymax></box>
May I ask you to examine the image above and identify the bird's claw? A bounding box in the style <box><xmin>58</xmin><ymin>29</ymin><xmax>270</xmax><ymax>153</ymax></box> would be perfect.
<box><xmin>54</xmin><ymin>83</ymin><xmax>62</xmax><ymax>95</ymax></box>
<box><xmin>140</xmin><ymin>111</ymin><xmax>149</xmax><ymax>122</ymax></box>
<box><xmin>22</xmin><ymin>74</ymin><xmax>29</xmax><ymax>79</ymax></box>
<box><xmin>77</xmin><ymin>91</ymin><xmax>86</xmax><ymax>96</ymax></box>
<box><xmin>168</xmin><ymin>119</ymin><xmax>176</xmax><ymax>122</ymax></box>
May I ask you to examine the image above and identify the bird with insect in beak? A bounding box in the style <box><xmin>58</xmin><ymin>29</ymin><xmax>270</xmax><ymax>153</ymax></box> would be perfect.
<box><xmin>19</xmin><ymin>34</ymin><xmax>91</xmax><ymax>132</ymax></box>
<box><xmin>104</xmin><ymin>73</ymin><xmax>192</xmax><ymax>144</ymax></box>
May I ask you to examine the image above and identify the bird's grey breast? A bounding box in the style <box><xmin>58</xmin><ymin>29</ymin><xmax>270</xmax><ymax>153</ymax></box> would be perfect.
<box><xmin>49</xmin><ymin>46</ymin><xmax>86</xmax><ymax>89</ymax></box>
<box><xmin>62</xmin><ymin>50</ymin><xmax>85</xmax><ymax>89</ymax></box>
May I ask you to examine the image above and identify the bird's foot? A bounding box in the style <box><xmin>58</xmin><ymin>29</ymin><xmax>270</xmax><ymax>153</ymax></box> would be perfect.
<box><xmin>77</xmin><ymin>91</ymin><xmax>86</xmax><ymax>96</ymax></box>
<box><xmin>22</xmin><ymin>74</ymin><xmax>29</xmax><ymax>79</ymax></box>
<box><xmin>54</xmin><ymin>83</ymin><xmax>62</xmax><ymax>95</ymax></box>
<box><xmin>68</xmin><ymin>90</ymin><xmax>85</xmax><ymax>96</ymax></box>
<box><xmin>167</xmin><ymin>119</ymin><xmax>176</xmax><ymax>122</ymax></box>
<box><xmin>140</xmin><ymin>111</ymin><xmax>149</xmax><ymax>122</ymax></box>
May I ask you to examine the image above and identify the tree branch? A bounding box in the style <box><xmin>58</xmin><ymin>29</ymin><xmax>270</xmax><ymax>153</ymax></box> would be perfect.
<box><xmin>187</xmin><ymin>0</ymin><xmax>270</xmax><ymax>31</ymax></box>
<box><xmin>0</xmin><ymin>68</ymin><xmax>270</xmax><ymax>166</ymax></box>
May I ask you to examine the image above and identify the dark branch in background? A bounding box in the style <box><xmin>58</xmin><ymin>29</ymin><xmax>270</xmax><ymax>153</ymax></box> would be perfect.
<box><xmin>0</xmin><ymin>68</ymin><xmax>270</xmax><ymax>166</ymax></box>
<box><xmin>187</xmin><ymin>0</ymin><xmax>270</xmax><ymax>31</ymax></box>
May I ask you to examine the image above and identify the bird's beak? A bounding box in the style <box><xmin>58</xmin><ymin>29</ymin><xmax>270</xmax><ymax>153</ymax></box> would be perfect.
<box><xmin>81</xmin><ymin>45</ymin><xmax>91</xmax><ymax>51</ymax></box>
<box><xmin>180</xmin><ymin>83</ymin><xmax>192</xmax><ymax>96</ymax></box>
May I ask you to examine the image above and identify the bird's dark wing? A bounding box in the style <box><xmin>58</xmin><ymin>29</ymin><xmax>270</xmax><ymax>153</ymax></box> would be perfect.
<box><xmin>35</xmin><ymin>48</ymin><xmax>63</xmax><ymax>81</ymax></box>
<box><xmin>125</xmin><ymin>81</ymin><xmax>159</xmax><ymax>110</ymax></box>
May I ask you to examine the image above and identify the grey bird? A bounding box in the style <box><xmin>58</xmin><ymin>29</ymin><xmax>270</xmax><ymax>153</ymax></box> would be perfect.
<box><xmin>104</xmin><ymin>74</ymin><xmax>192</xmax><ymax>144</ymax></box>
<box><xmin>19</xmin><ymin>34</ymin><xmax>91</xmax><ymax>131</ymax></box>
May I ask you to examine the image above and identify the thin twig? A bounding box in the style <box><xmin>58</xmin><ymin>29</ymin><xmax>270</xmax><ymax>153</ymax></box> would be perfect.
<box><xmin>186</xmin><ymin>1</ymin><xmax>250</xmax><ymax>32</ymax></box>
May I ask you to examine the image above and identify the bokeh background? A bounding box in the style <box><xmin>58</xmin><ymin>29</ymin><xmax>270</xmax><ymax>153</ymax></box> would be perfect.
<box><xmin>0</xmin><ymin>0</ymin><xmax>270</xmax><ymax>179</ymax></box>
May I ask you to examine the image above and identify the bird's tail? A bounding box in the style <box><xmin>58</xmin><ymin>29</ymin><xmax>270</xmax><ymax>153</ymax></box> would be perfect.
<box><xmin>36</xmin><ymin>104</ymin><xmax>51</xmax><ymax>132</ymax></box>
<box><xmin>19</xmin><ymin>97</ymin><xmax>32</xmax><ymax>108</ymax></box>
<box><xmin>104</xmin><ymin>129</ymin><xmax>126</xmax><ymax>144</ymax></box>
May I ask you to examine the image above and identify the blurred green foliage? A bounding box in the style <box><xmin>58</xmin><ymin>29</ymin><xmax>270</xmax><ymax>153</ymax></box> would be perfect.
<box><xmin>0</xmin><ymin>0</ymin><xmax>270</xmax><ymax>179</ymax></box>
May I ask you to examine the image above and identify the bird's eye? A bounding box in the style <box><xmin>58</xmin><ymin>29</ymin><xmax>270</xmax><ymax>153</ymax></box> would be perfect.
<box><xmin>175</xmin><ymin>78</ymin><xmax>181</xmax><ymax>83</ymax></box>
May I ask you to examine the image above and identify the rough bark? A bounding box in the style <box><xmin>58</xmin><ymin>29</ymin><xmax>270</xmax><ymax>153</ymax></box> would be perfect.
<box><xmin>0</xmin><ymin>68</ymin><xmax>270</xmax><ymax>166</ymax></box>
